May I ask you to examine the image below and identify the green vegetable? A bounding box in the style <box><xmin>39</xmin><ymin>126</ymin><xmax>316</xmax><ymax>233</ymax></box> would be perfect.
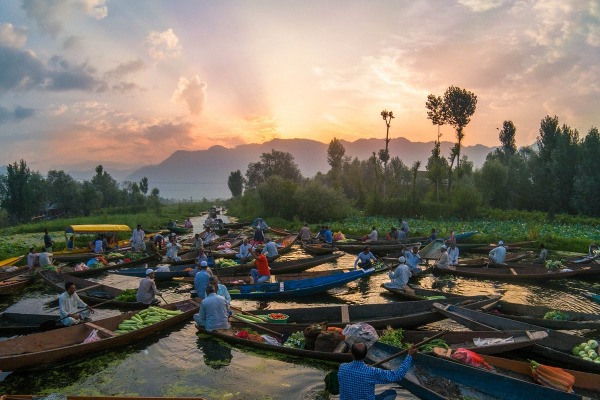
<box><xmin>378</xmin><ymin>327</ymin><xmax>408</xmax><ymax>348</ymax></box>
<box><xmin>114</xmin><ymin>289</ymin><xmax>137</xmax><ymax>302</ymax></box>
<box><xmin>543</xmin><ymin>310</ymin><xmax>571</xmax><ymax>320</ymax></box>
<box><xmin>419</xmin><ymin>339</ymin><xmax>449</xmax><ymax>352</ymax></box>
<box><xmin>283</xmin><ymin>331</ymin><xmax>306</xmax><ymax>348</ymax></box>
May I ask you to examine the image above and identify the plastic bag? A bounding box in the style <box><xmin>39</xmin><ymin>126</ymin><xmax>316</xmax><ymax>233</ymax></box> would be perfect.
<box><xmin>451</xmin><ymin>348</ymin><xmax>491</xmax><ymax>370</ymax></box>
<box><xmin>155</xmin><ymin>266</ymin><xmax>170</xmax><ymax>272</ymax></box>
<box><xmin>261</xmin><ymin>335</ymin><xmax>281</xmax><ymax>346</ymax></box>
<box><xmin>342</xmin><ymin>322</ymin><xmax>379</xmax><ymax>347</ymax></box>
<box><xmin>74</xmin><ymin>263</ymin><xmax>89</xmax><ymax>271</ymax></box>
<box><xmin>83</xmin><ymin>329</ymin><xmax>101</xmax><ymax>344</ymax></box>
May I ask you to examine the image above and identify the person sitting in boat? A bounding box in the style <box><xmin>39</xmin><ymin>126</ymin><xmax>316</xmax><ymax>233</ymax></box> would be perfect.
<box><xmin>190</xmin><ymin>233</ymin><xmax>203</xmax><ymax>251</ymax></box>
<box><xmin>354</xmin><ymin>246</ymin><xmax>377</xmax><ymax>270</ymax></box>
<box><xmin>184</xmin><ymin>218</ymin><xmax>193</xmax><ymax>228</ymax></box>
<box><xmin>136</xmin><ymin>269</ymin><xmax>161</xmax><ymax>305</ymax></box>
<box><xmin>262</xmin><ymin>237</ymin><xmax>279</xmax><ymax>261</ymax></box>
<box><xmin>589</xmin><ymin>243</ymin><xmax>599</xmax><ymax>255</ymax></box>
<box><xmin>299</xmin><ymin>223</ymin><xmax>312</xmax><ymax>241</ymax></box>
<box><xmin>194</xmin><ymin>250</ymin><xmax>214</xmax><ymax>276</ymax></box>
<box><xmin>448</xmin><ymin>242</ymin><xmax>460</xmax><ymax>267</ymax></box>
<box><xmin>209</xmin><ymin>275</ymin><xmax>231</xmax><ymax>306</ymax></box>
<box><xmin>446</xmin><ymin>229</ymin><xmax>457</xmax><ymax>246</ymax></box>
<box><xmin>434</xmin><ymin>245</ymin><xmax>450</xmax><ymax>269</ymax></box>
<box><xmin>397</xmin><ymin>227</ymin><xmax>407</xmax><ymax>240</ymax></box>
<box><xmin>193</xmin><ymin>284</ymin><xmax>230</xmax><ymax>332</ymax></box>
<box><xmin>533</xmin><ymin>243</ymin><xmax>549</xmax><ymax>264</ymax></box>
<box><xmin>202</xmin><ymin>227</ymin><xmax>218</xmax><ymax>246</ymax></box>
<box><xmin>385</xmin><ymin>227</ymin><xmax>399</xmax><ymax>241</ymax></box>
<box><xmin>236</xmin><ymin>238</ymin><xmax>253</xmax><ymax>263</ymax></box>
<box><xmin>253</xmin><ymin>225</ymin><xmax>266</xmax><ymax>245</ymax></box>
<box><xmin>425</xmin><ymin>228</ymin><xmax>438</xmax><ymax>243</ymax></box>
<box><xmin>400</xmin><ymin>218</ymin><xmax>410</xmax><ymax>237</ymax></box>
<box><xmin>250</xmin><ymin>248</ymin><xmax>271</xmax><ymax>283</ymax></box>
<box><xmin>167</xmin><ymin>220</ymin><xmax>177</xmax><ymax>229</ymax></box>
<box><xmin>131</xmin><ymin>224</ymin><xmax>146</xmax><ymax>252</ymax></box>
<box><xmin>488</xmin><ymin>241</ymin><xmax>507</xmax><ymax>264</ymax></box>
<box><xmin>364</xmin><ymin>227</ymin><xmax>378</xmax><ymax>242</ymax></box>
<box><xmin>385</xmin><ymin>256</ymin><xmax>412</xmax><ymax>290</ymax></box>
<box><xmin>324</xmin><ymin>226</ymin><xmax>333</xmax><ymax>245</ymax></box>
<box><xmin>166</xmin><ymin>235</ymin><xmax>182</xmax><ymax>262</ymax></box>
<box><xmin>39</xmin><ymin>247</ymin><xmax>53</xmax><ymax>267</ymax></box>
<box><xmin>27</xmin><ymin>247</ymin><xmax>39</xmax><ymax>269</ymax></box>
<box><xmin>194</xmin><ymin>261</ymin><xmax>212</xmax><ymax>299</ymax></box>
<box><xmin>59</xmin><ymin>282</ymin><xmax>94</xmax><ymax>326</ymax></box>
<box><xmin>403</xmin><ymin>246</ymin><xmax>422</xmax><ymax>275</ymax></box>
<box><xmin>67</xmin><ymin>235</ymin><xmax>74</xmax><ymax>250</ymax></box>
<box><xmin>256</xmin><ymin>218</ymin><xmax>269</xmax><ymax>231</ymax></box>
<box><xmin>93</xmin><ymin>236</ymin><xmax>104</xmax><ymax>254</ymax></box>
<box><xmin>338</xmin><ymin>342</ymin><xmax>416</xmax><ymax>400</ymax></box>
<box><xmin>315</xmin><ymin>226</ymin><xmax>327</xmax><ymax>241</ymax></box>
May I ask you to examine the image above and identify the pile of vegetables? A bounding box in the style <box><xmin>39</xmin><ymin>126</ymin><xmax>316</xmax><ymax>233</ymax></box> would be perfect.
<box><xmin>216</xmin><ymin>259</ymin><xmax>239</xmax><ymax>268</ymax></box>
<box><xmin>283</xmin><ymin>331</ymin><xmax>306</xmax><ymax>348</ymax></box>
<box><xmin>378</xmin><ymin>327</ymin><xmax>409</xmax><ymax>348</ymax></box>
<box><xmin>114</xmin><ymin>289</ymin><xmax>137</xmax><ymax>302</ymax></box>
<box><xmin>113</xmin><ymin>307</ymin><xmax>183</xmax><ymax>334</ymax></box>
<box><xmin>233</xmin><ymin>314</ymin><xmax>269</xmax><ymax>323</ymax></box>
<box><xmin>545</xmin><ymin>260</ymin><xmax>564</xmax><ymax>270</ymax></box>
<box><xmin>229</xmin><ymin>289</ymin><xmax>241</xmax><ymax>294</ymax></box>
<box><xmin>419</xmin><ymin>339</ymin><xmax>449</xmax><ymax>352</ymax></box>
<box><xmin>571</xmin><ymin>339</ymin><xmax>600</xmax><ymax>363</ymax></box>
<box><xmin>543</xmin><ymin>310</ymin><xmax>571</xmax><ymax>320</ymax></box>
<box><xmin>530</xmin><ymin>360</ymin><xmax>575</xmax><ymax>392</ymax></box>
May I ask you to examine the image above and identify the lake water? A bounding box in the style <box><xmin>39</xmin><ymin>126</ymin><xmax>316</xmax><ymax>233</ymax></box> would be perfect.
<box><xmin>1</xmin><ymin>217</ymin><xmax>599</xmax><ymax>399</ymax></box>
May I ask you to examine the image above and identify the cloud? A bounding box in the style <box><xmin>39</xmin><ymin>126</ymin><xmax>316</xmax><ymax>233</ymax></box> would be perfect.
<box><xmin>458</xmin><ymin>0</ymin><xmax>505</xmax><ymax>12</ymax></box>
<box><xmin>143</xmin><ymin>122</ymin><xmax>194</xmax><ymax>143</ymax></box>
<box><xmin>22</xmin><ymin>0</ymin><xmax>108</xmax><ymax>37</ymax></box>
<box><xmin>0</xmin><ymin>105</ymin><xmax>35</xmax><ymax>124</ymax></box>
<box><xmin>146</xmin><ymin>29</ymin><xmax>181</xmax><ymax>61</ymax></box>
<box><xmin>62</xmin><ymin>36</ymin><xmax>84</xmax><ymax>51</ymax></box>
<box><xmin>105</xmin><ymin>58</ymin><xmax>146</xmax><ymax>79</ymax></box>
<box><xmin>0</xmin><ymin>23</ymin><xmax>28</xmax><ymax>48</ymax></box>
<box><xmin>111</xmin><ymin>81</ymin><xmax>143</xmax><ymax>93</ymax></box>
<box><xmin>172</xmin><ymin>75</ymin><xmax>207</xmax><ymax>114</ymax></box>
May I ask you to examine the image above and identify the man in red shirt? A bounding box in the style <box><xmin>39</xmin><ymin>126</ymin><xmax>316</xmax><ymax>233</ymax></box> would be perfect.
<box><xmin>250</xmin><ymin>248</ymin><xmax>271</xmax><ymax>283</ymax></box>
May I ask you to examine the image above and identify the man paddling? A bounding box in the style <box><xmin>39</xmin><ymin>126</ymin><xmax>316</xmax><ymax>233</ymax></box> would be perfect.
<box><xmin>136</xmin><ymin>269</ymin><xmax>161</xmax><ymax>305</ymax></box>
<box><xmin>338</xmin><ymin>342</ymin><xmax>417</xmax><ymax>400</ymax></box>
<box><xmin>59</xmin><ymin>282</ymin><xmax>94</xmax><ymax>326</ymax></box>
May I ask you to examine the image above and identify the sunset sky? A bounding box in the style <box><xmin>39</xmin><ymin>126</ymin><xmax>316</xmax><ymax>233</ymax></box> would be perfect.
<box><xmin>1</xmin><ymin>0</ymin><xmax>599</xmax><ymax>172</ymax></box>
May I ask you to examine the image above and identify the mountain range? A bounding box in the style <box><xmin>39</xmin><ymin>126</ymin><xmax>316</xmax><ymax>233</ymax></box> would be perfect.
<box><xmin>126</xmin><ymin>138</ymin><xmax>495</xmax><ymax>200</ymax></box>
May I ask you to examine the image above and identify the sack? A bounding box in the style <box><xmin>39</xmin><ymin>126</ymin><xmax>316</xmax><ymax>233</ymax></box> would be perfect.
<box><xmin>83</xmin><ymin>329</ymin><xmax>101</xmax><ymax>344</ymax></box>
<box><xmin>303</xmin><ymin>323</ymin><xmax>327</xmax><ymax>350</ymax></box>
<box><xmin>315</xmin><ymin>331</ymin><xmax>344</xmax><ymax>352</ymax></box>
<box><xmin>451</xmin><ymin>348</ymin><xmax>491</xmax><ymax>370</ymax></box>
<box><xmin>342</xmin><ymin>323</ymin><xmax>379</xmax><ymax>347</ymax></box>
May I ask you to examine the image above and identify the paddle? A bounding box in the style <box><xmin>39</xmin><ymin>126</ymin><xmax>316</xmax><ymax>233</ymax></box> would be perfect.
<box><xmin>371</xmin><ymin>330</ymin><xmax>447</xmax><ymax>367</ymax></box>
<box><xmin>159</xmin><ymin>293</ymin><xmax>169</xmax><ymax>304</ymax></box>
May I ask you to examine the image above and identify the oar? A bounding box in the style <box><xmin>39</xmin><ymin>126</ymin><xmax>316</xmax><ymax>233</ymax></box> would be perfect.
<box><xmin>371</xmin><ymin>331</ymin><xmax>447</xmax><ymax>367</ymax></box>
<box><xmin>159</xmin><ymin>293</ymin><xmax>169</xmax><ymax>304</ymax></box>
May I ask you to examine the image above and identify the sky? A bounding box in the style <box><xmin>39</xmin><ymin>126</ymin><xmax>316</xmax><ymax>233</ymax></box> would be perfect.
<box><xmin>1</xmin><ymin>0</ymin><xmax>599</xmax><ymax>173</ymax></box>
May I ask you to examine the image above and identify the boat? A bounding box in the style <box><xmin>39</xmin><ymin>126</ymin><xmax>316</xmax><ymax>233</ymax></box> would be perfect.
<box><xmin>38</xmin><ymin>270</ymin><xmax>147</xmax><ymax>309</ymax></box>
<box><xmin>457</xmin><ymin>252</ymin><xmax>531</xmax><ymax>267</ymax></box>
<box><xmin>0</xmin><ymin>298</ymin><xmax>200</xmax><ymax>371</ymax></box>
<box><xmin>230</xmin><ymin>295</ymin><xmax>500</xmax><ymax>330</ymax></box>
<box><xmin>0</xmin><ymin>312</ymin><xmax>64</xmax><ymax>334</ymax></box>
<box><xmin>484</xmin><ymin>300</ymin><xmax>600</xmax><ymax>330</ymax></box>
<box><xmin>53</xmin><ymin>224</ymin><xmax>134</xmax><ymax>262</ymax></box>
<box><xmin>432</xmin><ymin>264</ymin><xmax>599</xmax><ymax>281</ymax></box>
<box><xmin>332</xmin><ymin>240</ymin><xmax>420</xmax><ymax>256</ymax></box>
<box><xmin>381</xmin><ymin>285</ymin><xmax>482</xmax><ymax>301</ymax></box>
<box><xmin>463</xmin><ymin>240</ymin><xmax>537</xmax><ymax>254</ymax></box>
<box><xmin>227</xmin><ymin>267</ymin><xmax>382</xmax><ymax>300</ymax></box>
<box><xmin>300</xmin><ymin>240</ymin><xmax>339</xmax><ymax>255</ymax></box>
<box><xmin>272</xmin><ymin>233</ymin><xmax>298</xmax><ymax>255</ymax></box>
<box><xmin>111</xmin><ymin>263</ymin><xmax>197</xmax><ymax>281</ymax></box>
<box><xmin>0</xmin><ymin>272</ymin><xmax>35</xmax><ymax>295</ymax></box>
<box><xmin>3</xmin><ymin>397</ymin><xmax>206</xmax><ymax>400</ymax></box>
<box><xmin>0</xmin><ymin>265</ymin><xmax>31</xmax><ymax>282</ymax></box>
<box><xmin>367</xmin><ymin>342</ymin><xmax>585</xmax><ymax>400</ymax></box>
<box><xmin>0</xmin><ymin>255</ymin><xmax>24</xmax><ymax>268</ymax></box>
<box><xmin>416</xmin><ymin>239</ymin><xmax>445</xmax><ymax>260</ymax></box>
<box><xmin>222</xmin><ymin>221</ymin><xmax>251</xmax><ymax>230</ymax></box>
<box><xmin>433</xmin><ymin>303</ymin><xmax>600</xmax><ymax>373</ymax></box>
<box><xmin>60</xmin><ymin>253</ymin><xmax>162</xmax><ymax>277</ymax></box>
<box><xmin>178</xmin><ymin>269</ymin><xmax>350</xmax><ymax>285</ymax></box>
<box><xmin>587</xmin><ymin>292</ymin><xmax>600</xmax><ymax>304</ymax></box>
<box><xmin>213</xmin><ymin>252</ymin><xmax>344</xmax><ymax>276</ymax></box>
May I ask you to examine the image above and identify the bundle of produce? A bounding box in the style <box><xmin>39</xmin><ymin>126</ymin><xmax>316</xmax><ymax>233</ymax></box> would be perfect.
<box><xmin>228</xmin><ymin>289</ymin><xmax>241</xmax><ymax>294</ymax></box>
<box><xmin>419</xmin><ymin>338</ymin><xmax>449</xmax><ymax>352</ymax></box>
<box><xmin>545</xmin><ymin>260</ymin><xmax>564</xmax><ymax>271</ymax></box>
<box><xmin>315</xmin><ymin>329</ymin><xmax>345</xmax><ymax>352</ymax></box>
<box><xmin>304</xmin><ymin>323</ymin><xmax>327</xmax><ymax>350</ymax></box>
<box><xmin>113</xmin><ymin>289</ymin><xmax>137</xmax><ymax>302</ymax></box>
<box><xmin>543</xmin><ymin>310</ymin><xmax>571</xmax><ymax>320</ymax></box>
<box><xmin>283</xmin><ymin>331</ymin><xmax>305</xmax><ymax>348</ymax></box>
<box><xmin>113</xmin><ymin>306</ymin><xmax>183</xmax><ymax>334</ymax></box>
<box><xmin>571</xmin><ymin>339</ymin><xmax>599</xmax><ymax>362</ymax></box>
<box><xmin>233</xmin><ymin>314</ymin><xmax>268</xmax><ymax>324</ymax></box>
<box><xmin>378</xmin><ymin>327</ymin><xmax>407</xmax><ymax>348</ymax></box>
<box><xmin>530</xmin><ymin>360</ymin><xmax>575</xmax><ymax>392</ymax></box>
<box><xmin>216</xmin><ymin>259</ymin><xmax>240</xmax><ymax>268</ymax></box>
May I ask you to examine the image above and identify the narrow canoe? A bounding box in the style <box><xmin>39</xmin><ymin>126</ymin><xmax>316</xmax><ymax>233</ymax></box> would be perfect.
<box><xmin>458</xmin><ymin>252</ymin><xmax>531</xmax><ymax>267</ymax></box>
<box><xmin>0</xmin><ymin>298</ymin><xmax>200</xmax><ymax>371</ymax></box>
<box><xmin>60</xmin><ymin>253</ymin><xmax>162</xmax><ymax>277</ymax></box>
<box><xmin>432</xmin><ymin>264</ymin><xmax>598</xmax><ymax>281</ymax></box>
<box><xmin>213</xmin><ymin>252</ymin><xmax>344</xmax><ymax>276</ymax></box>
<box><xmin>485</xmin><ymin>300</ymin><xmax>600</xmax><ymax>330</ymax></box>
<box><xmin>230</xmin><ymin>295</ymin><xmax>500</xmax><ymax>330</ymax></box>
<box><xmin>464</xmin><ymin>241</ymin><xmax>537</xmax><ymax>254</ymax></box>
<box><xmin>0</xmin><ymin>255</ymin><xmax>24</xmax><ymax>268</ymax></box>
<box><xmin>38</xmin><ymin>270</ymin><xmax>146</xmax><ymax>309</ymax></box>
<box><xmin>381</xmin><ymin>285</ymin><xmax>480</xmax><ymax>301</ymax></box>
<box><xmin>111</xmin><ymin>263</ymin><xmax>197</xmax><ymax>281</ymax></box>
<box><xmin>433</xmin><ymin>303</ymin><xmax>600</xmax><ymax>373</ymax></box>
<box><xmin>227</xmin><ymin>267</ymin><xmax>380</xmax><ymax>300</ymax></box>
<box><xmin>0</xmin><ymin>272</ymin><xmax>35</xmax><ymax>295</ymax></box>
<box><xmin>222</xmin><ymin>221</ymin><xmax>251</xmax><ymax>229</ymax></box>
<box><xmin>367</xmin><ymin>341</ymin><xmax>582</xmax><ymax>400</ymax></box>
<box><xmin>4</xmin><ymin>397</ymin><xmax>205</xmax><ymax>400</ymax></box>
<box><xmin>0</xmin><ymin>311</ymin><xmax>64</xmax><ymax>334</ymax></box>
<box><xmin>0</xmin><ymin>265</ymin><xmax>31</xmax><ymax>282</ymax></box>
<box><xmin>179</xmin><ymin>269</ymin><xmax>349</xmax><ymax>285</ymax></box>
<box><xmin>332</xmin><ymin>241</ymin><xmax>420</xmax><ymax>256</ymax></box>
<box><xmin>300</xmin><ymin>241</ymin><xmax>339</xmax><ymax>255</ymax></box>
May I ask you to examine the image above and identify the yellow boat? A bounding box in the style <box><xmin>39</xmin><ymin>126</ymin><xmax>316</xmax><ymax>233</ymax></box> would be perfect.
<box><xmin>54</xmin><ymin>224</ymin><xmax>134</xmax><ymax>261</ymax></box>
<box><xmin>0</xmin><ymin>255</ymin><xmax>24</xmax><ymax>268</ymax></box>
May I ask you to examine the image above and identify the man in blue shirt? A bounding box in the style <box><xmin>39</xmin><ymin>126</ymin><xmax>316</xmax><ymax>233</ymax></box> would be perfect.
<box><xmin>324</xmin><ymin>226</ymin><xmax>333</xmax><ymax>245</ymax></box>
<box><xmin>194</xmin><ymin>261</ymin><xmax>211</xmax><ymax>299</ymax></box>
<box><xmin>354</xmin><ymin>246</ymin><xmax>377</xmax><ymax>270</ymax></box>
<box><xmin>193</xmin><ymin>284</ymin><xmax>230</xmax><ymax>332</ymax></box>
<box><xmin>403</xmin><ymin>246</ymin><xmax>422</xmax><ymax>275</ymax></box>
<box><xmin>338</xmin><ymin>342</ymin><xmax>416</xmax><ymax>400</ymax></box>
<box><xmin>261</xmin><ymin>237</ymin><xmax>279</xmax><ymax>260</ymax></box>
<box><xmin>488</xmin><ymin>240</ymin><xmax>507</xmax><ymax>264</ymax></box>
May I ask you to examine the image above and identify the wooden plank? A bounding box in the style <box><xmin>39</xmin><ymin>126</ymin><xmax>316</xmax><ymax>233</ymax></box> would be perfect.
<box><xmin>340</xmin><ymin>305</ymin><xmax>350</xmax><ymax>323</ymax></box>
<box><xmin>509</xmin><ymin>268</ymin><xmax>517</xmax><ymax>275</ymax></box>
<box><xmin>333</xmin><ymin>340</ymin><xmax>349</xmax><ymax>353</ymax></box>
<box><xmin>84</xmin><ymin>322</ymin><xmax>117</xmax><ymax>337</ymax></box>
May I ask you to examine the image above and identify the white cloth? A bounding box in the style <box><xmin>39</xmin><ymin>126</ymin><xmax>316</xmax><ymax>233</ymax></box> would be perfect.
<box><xmin>166</xmin><ymin>241</ymin><xmax>182</xmax><ymax>260</ymax></box>
<box><xmin>131</xmin><ymin>228</ymin><xmax>146</xmax><ymax>251</ymax></box>
<box><xmin>367</xmin><ymin>230</ymin><xmax>378</xmax><ymax>241</ymax></box>
<box><xmin>387</xmin><ymin>263</ymin><xmax>412</xmax><ymax>289</ymax></box>
<box><xmin>448</xmin><ymin>247</ymin><xmax>460</xmax><ymax>266</ymax></box>
<box><xmin>27</xmin><ymin>252</ymin><xmax>39</xmax><ymax>268</ymax></box>
<box><xmin>58</xmin><ymin>291</ymin><xmax>89</xmax><ymax>326</ymax></box>
<box><xmin>39</xmin><ymin>252</ymin><xmax>53</xmax><ymax>266</ymax></box>
<box><xmin>489</xmin><ymin>246</ymin><xmax>507</xmax><ymax>264</ymax></box>
<box><xmin>435</xmin><ymin>252</ymin><xmax>449</xmax><ymax>269</ymax></box>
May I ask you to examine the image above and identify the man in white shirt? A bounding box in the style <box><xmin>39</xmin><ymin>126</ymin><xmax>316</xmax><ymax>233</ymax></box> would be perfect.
<box><xmin>366</xmin><ymin>227</ymin><xmax>378</xmax><ymax>242</ymax></box>
<box><xmin>59</xmin><ymin>282</ymin><xmax>93</xmax><ymax>326</ymax></box>
<box><xmin>448</xmin><ymin>243</ymin><xmax>460</xmax><ymax>266</ymax></box>
<box><xmin>489</xmin><ymin>241</ymin><xmax>507</xmax><ymax>264</ymax></box>
<box><xmin>384</xmin><ymin>256</ymin><xmax>412</xmax><ymax>289</ymax></box>
<box><xmin>131</xmin><ymin>224</ymin><xmax>146</xmax><ymax>252</ymax></box>
<box><xmin>166</xmin><ymin>236</ymin><xmax>182</xmax><ymax>262</ymax></box>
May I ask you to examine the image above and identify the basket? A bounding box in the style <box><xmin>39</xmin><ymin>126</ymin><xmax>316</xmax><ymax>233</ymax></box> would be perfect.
<box><xmin>266</xmin><ymin>313</ymin><xmax>289</xmax><ymax>323</ymax></box>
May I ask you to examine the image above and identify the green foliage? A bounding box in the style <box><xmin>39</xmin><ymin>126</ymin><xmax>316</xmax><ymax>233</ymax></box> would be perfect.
<box><xmin>295</xmin><ymin>181</ymin><xmax>352</xmax><ymax>223</ymax></box>
<box><xmin>245</xmin><ymin>149</ymin><xmax>303</xmax><ymax>190</ymax></box>
<box><xmin>257</xmin><ymin>176</ymin><xmax>298</xmax><ymax>219</ymax></box>
<box><xmin>449</xmin><ymin>185</ymin><xmax>481</xmax><ymax>218</ymax></box>
<box><xmin>227</xmin><ymin>170</ymin><xmax>245</xmax><ymax>198</ymax></box>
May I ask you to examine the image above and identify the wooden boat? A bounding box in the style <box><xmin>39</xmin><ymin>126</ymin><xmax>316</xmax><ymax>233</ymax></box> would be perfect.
<box><xmin>587</xmin><ymin>292</ymin><xmax>600</xmax><ymax>304</ymax></box>
<box><xmin>0</xmin><ymin>265</ymin><xmax>31</xmax><ymax>282</ymax></box>
<box><xmin>432</xmin><ymin>264</ymin><xmax>599</xmax><ymax>281</ymax></box>
<box><xmin>53</xmin><ymin>224</ymin><xmax>134</xmax><ymax>262</ymax></box>
<box><xmin>0</xmin><ymin>272</ymin><xmax>35</xmax><ymax>295</ymax></box>
<box><xmin>60</xmin><ymin>253</ymin><xmax>162</xmax><ymax>277</ymax></box>
<box><xmin>268</xmin><ymin>227</ymin><xmax>295</xmax><ymax>236</ymax></box>
<box><xmin>222</xmin><ymin>221</ymin><xmax>251</xmax><ymax>229</ymax></box>
<box><xmin>178</xmin><ymin>269</ymin><xmax>350</xmax><ymax>285</ymax></box>
<box><xmin>300</xmin><ymin>240</ymin><xmax>338</xmax><ymax>255</ymax></box>
<box><xmin>485</xmin><ymin>300</ymin><xmax>600</xmax><ymax>330</ymax></box>
<box><xmin>168</xmin><ymin>225</ymin><xmax>193</xmax><ymax>235</ymax></box>
<box><xmin>0</xmin><ymin>255</ymin><xmax>24</xmax><ymax>268</ymax></box>
<box><xmin>231</xmin><ymin>295</ymin><xmax>500</xmax><ymax>330</ymax></box>
<box><xmin>213</xmin><ymin>252</ymin><xmax>344</xmax><ymax>276</ymax></box>
<box><xmin>0</xmin><ymin>298</ymin><xmax>200</xmax><ymax>371</ymax></box>
<box><xmin>433</xmin><ymin>303</ymin><xmax>600</xmax><ymax>373</ymax></box>
<box><xmin>38</xmin><ymin>270</ymin><xmax>147</xmax><ymax>309</ymax></box>
<box><xmin>227</xmin><ymin>266</ymin><xmax>382</xmax><ymax>300</ymax></box>
<box><xmin>464</xmin><ymin>240</ymin><xmax>537</xmax><ymax>254</ymax></box>
<box><xmin>272</xmin><ymin>233</ymin><xmax>298</xmax><ymax>255</ymax></box>
<box><xmin>417</xmin><ymin>239</ymin><xmax>445</xmax><ymax>260</ymax></box>
<box><xmin>332</xmin><ymin>240</ymin><xmax>420</xmax><ymax>256</ymax></box>
<box><xmin>4</xmin><ymin>397</ymin><xmax>206</xmax><ymax>400</ymax></box>
<box><xmin>458</xmin><ymin>252</ymin><xmax>531</xmax><ymax>267</ymax></box>
<box><xmin>381</xmin><ymin>285</ymin><xmax>481</xmax><ymax>301</ymax></box>
<box><xmin>0</xmin><ymin>312</ymin><xmax>64</xmax><ymax>334</ymax></box>
<box><xmin>112</xmin><ymin>263</ymin><xmax>197</xmax><ymax>281</ymax></box>
<box><xmin>367</xmin><ymin>343</ymin><xmax>585</xmax><ymax>400</ymax></box>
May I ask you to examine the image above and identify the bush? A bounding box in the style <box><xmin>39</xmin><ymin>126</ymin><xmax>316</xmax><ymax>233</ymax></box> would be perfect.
<box><xmin>295</xmin><ymin>181</ymin><xmax>353</xmax><ymax>222</ymax></box>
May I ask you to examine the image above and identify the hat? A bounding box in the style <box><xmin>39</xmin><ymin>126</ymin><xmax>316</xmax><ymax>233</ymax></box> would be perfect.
<box><xmin>441</xmin><ymin>245</ymin><xmax>447</xmax><ymax>250</ymax></box>
<box><xmin>200</xmin><ymin>261</ymin><xmax>208</xmax><ymax>267</ymax></box>
<box><xmin>145</xmin><ymin>268</ymin><xmax>154</xmax><ymax>275</ymax></box>
<box><xmin>498</xmin><ymin>240</ymin><xmax>504</xmax><ymax>245</ymax></box>
<box><xmin>398</xmin><ymin>256</ymin><xmax>406</xmax><ymax>263</ymax></box>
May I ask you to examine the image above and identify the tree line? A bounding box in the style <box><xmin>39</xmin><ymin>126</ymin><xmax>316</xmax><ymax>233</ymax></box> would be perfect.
<box><xmin>227</xmin><ymin>86</ymin><xmax>600</xmax><ymax>220</ymax></box>
<box><xmin>0</xmin><ymin>163</ymin><xmax>161</xmax><ymax>224</ymax></box>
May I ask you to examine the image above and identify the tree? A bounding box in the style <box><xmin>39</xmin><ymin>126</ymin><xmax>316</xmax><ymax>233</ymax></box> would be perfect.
<box><xmin>380</xmin><ymin>110</ymin><xmax>395</xmax><ymax>197</ymax></box>
<box><xmin>227</xmin><ymin>170</ymin><xmax>245</xmax><ymax>197</ymax></box>
<box><xmin>257</xmin><ymin>175</ymin><xmax>298</xmax><ymax>219</ymax></box>
<box><xmin>147</xmin><ymin>187</ymin><xmax>162</xmax><ymax>215</ymax></box>
<box><xmin>91</xmin><ymin>165</ymin><xmax>122</xmax><ymax>208</ymax></box>
<box><xmin>498</xmin><ymin>120</ymin><xmax>517</xmax><ymax>158</ymax></box>
<box><xmin>327</xmin><ymin>138</ymin><xmax>346</xmax><ymax>171</ymax></box>
<box><xmin>442</xmin><ymin>86</ymin><xmax>477</xmax><ymax>172</ymax></box>
<box><xmin>46</xmin><ymin>170</ymin><xmax>81</xmax><ymax>216</ymax></box>
<box><xmin>573</xmin><ymin>127</ymin><xmax>600</xmax><ymax>216</ymax></box>
<box><xmin>426</xmin><ymin>94</ymin><xmax>446</xmax><ymax>144</ymax></box>
<box><xmin>245</xmin><ymin>150</ymin><xmax>303</xmax><ymax>189</ymax></box>
<box><xmin>425</xmin><ymin>140</ymin><xmax>448</xmax><ymax>201</ymax></box>
<box><xmin>410</xmin><ymin>161</ymin><xmax>421</xmax><ymax>201</ymax></box>
<box><xmin>139</xmin><ymin>177</ymin><xmax>149</xmax><ymax>195</ymax></box>
<box><xmin>0</xmin><ymin>160</ymin><xmax>43</xmax><ymax>222</ymax></box>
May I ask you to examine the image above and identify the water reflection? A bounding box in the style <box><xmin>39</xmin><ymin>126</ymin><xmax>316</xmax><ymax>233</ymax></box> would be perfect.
<box><xmin>196</xmin><ymin>333</ymin><xmax>233</xmax><ymax>369</ymax></box>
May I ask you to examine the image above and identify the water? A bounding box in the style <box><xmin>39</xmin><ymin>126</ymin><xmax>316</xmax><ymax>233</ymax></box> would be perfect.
<box><xmin>1</xmin><ymin>217</ymin><xmax>600</xmax><ymax>399</ymax></box>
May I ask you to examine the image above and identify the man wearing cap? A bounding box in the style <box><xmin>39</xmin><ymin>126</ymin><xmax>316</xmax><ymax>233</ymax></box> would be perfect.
<box><xmin>166</xmin><ymin>235</ymin><xmax>182</xmax><ymax>262</ymax></box>
<box><xmin>131</xmin><ymin>224</ymin><xmax>146</xmax><ymax>252</ymax></box>
<box><xmin>489</xmin><ymin>241</ymin><xmax>507</xmax><ymax>264</ymax></box>
<box><xmin>384</xmin><ymin>256</ymin><xmax>412</xmax><ymax>290</ymax></box>
<box><xmin>354</xmin><ymin>246</ymin><xmax>377</xmax><ymax>270</ymax></box>
<box><xmin>434</xmin><ymin>245</ymin><xmax>450</xmax><ymax>269</ymax></box>
<box><xmin>250</xmin><ymin>248</ymin><xmax>271</xmax><ymax>283</ymax></box>
<box><xmin>136</xmin><ymin>269</ymin><xmax>161</xmax><ymax>305</ymax></box>
<box><xmin>193</xmin><ymin>284</ymin><xmax>230</xmax><ymax>332</ymax></box>
<box><xmin>194</xmin><ymin>261</ymin><xmax>211</xmax><ymax>299</ymax></box>
<box><xmin>403</xmin><ymin>246</ymin><xmax>423</xmax><ymax>275</ymax></box>
<box><xmin>448</xmin><ymin>242</ymin><xmax>460</xmax><ymax>266</ymax></box>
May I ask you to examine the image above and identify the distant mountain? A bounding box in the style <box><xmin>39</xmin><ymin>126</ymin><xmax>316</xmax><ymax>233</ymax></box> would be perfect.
<box><xmin>128</xmin><ymin>138</ymin><xmax>495</xmax><ymax>200</ymax></box>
